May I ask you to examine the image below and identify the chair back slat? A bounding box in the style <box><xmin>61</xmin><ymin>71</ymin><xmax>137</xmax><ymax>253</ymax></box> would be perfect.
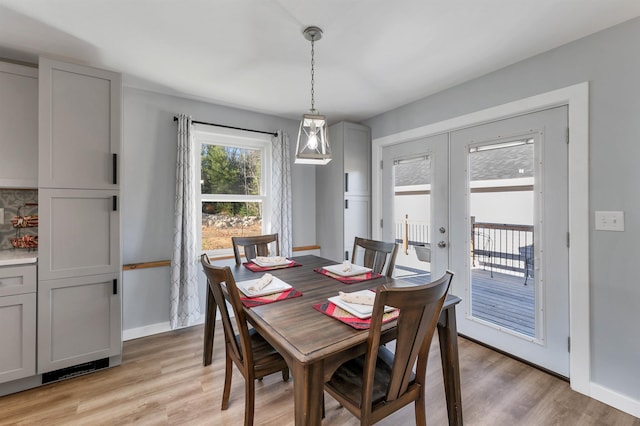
<box><xmin>352</xmin><ymin>237</ymin><xmax>399</xmax><ymax>278</ymax></box>
<box><xmin>367</xmin><ymin>272</ymin><xmax>453</xmax><ymax>402</ymax></box>
<box><xmin>201</xmin><ymin>255</ymin><xmax>252</xmax><ymax>365</ymax></box>
<box><xmin>232</xmin><ymin>233</ymin><xmax>280</xmax><ymax>265</ymax></box>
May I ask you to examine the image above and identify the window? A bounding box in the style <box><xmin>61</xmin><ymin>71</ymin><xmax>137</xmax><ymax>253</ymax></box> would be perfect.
<box><xmin>195</xmin><ymin>125</ymin><xmax>272</xmax><ymax>255</ymax></box>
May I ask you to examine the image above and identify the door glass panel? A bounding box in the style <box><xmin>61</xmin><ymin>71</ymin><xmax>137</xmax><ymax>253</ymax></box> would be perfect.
<box><xmin>468</xmin><ymin>139</ymin><xmax>535</xmax><ymax>337</ymax></box>
<box><xmin>392</xmin><ymin>155</ymin><xmax>432</xmax><ymax>282</ymax></box>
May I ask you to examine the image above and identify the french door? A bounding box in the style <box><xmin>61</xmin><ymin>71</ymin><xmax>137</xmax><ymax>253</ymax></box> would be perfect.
<box><xmin>381</xmin><ymin>134</ymin><xmax>449</xmax><ymax>284</ymax></box>
<box><xmin>380</xmin><ymin>106</ymin><xmax>569</xmax><ymax>376</ymax></box>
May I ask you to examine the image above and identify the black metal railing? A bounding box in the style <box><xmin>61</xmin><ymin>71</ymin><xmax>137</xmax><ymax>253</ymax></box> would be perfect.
<box><xmin>471</xmin><ymin>217</ymin><xmax>534</xmax><ymax>283</ymax></box>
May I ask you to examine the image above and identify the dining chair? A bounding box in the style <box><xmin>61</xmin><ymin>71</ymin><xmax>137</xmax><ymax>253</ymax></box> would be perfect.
<box><xmin>232</xmin><ymin>233</ymin><xmax>280</xmax><ymax>265</ymax></box>
<box><xmin>351</xmin><ymin>236</ymin><xmax>399</xmax><ymax>278</ymax></box>
<box><xmin>200</xmin><ymin>254</ymin><xmax>289</xmax><ymax>426</ymax></box>
<box><xmin>323</xmin><ymin>271</ymin><xmax>454</xmax><ymax>426</ymax></box>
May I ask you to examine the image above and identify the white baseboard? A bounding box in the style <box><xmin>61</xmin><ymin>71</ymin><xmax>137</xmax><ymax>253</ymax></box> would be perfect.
<box><xmin>123</xmin><ymin>315</ymin><xmax>205</xmax><ymax>341</ymax></box>
<box><xmin>590</xmin><ymin>383</ymin><xmax>640</xmax><ymax>418</ymax></box>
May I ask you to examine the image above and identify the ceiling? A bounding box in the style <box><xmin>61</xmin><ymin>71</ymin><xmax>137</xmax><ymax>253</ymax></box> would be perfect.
<box><xmin>1</xmin><ymin>1</ymin><xmax>639</xmax><ymax>123</ymax></box>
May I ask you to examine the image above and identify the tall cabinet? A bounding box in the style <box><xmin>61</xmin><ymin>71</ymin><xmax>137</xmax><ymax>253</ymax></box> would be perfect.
<box><xmin>37</xmin><ymin>58</ymin><xmax>122</xmax><ymax>374</ymax></box>
<box><xmin>316</xmin><ymin>121</ymin><xmax>371</xmax><ymax>262</ymax></box>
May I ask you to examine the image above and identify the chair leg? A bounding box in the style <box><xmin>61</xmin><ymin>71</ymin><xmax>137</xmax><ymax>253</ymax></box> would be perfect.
<box><xmin>322</xmin><ymin>392</ymin><xmax>325</xmax><ymax>419</ymax></box>
<box><xmin>245</xmin><ymin>377</ymin><xmax>255</xmax><ymax>426</ymax></box>
<box><xmin>414</xmin><ymin>388</ymin><xmax>427</xmax><ymax>426</ymax></box>
<box><xmin>282</xmin><ymin>367</ymin><xmax>290</xmax><ymax>382</ymax></box>
<box><xmin>221</xmin><ymin>351</ymin><xmax>233</xmax><ymax>410</ymax></box>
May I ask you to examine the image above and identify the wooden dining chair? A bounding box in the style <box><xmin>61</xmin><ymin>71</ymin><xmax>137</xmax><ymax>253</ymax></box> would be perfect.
<box><xmin>351</xmin><ymin>236</ymin><xmax>399</xmax><ymax>278</ymax></box>
<box><xmin>323</xmin><ymin>271</ymin><xmax>454</xmax><ymax>426</ymax></box>
<box><xmin>200</xmin><ymin>254</ymin><xmax>289</xmax><ymax>426</ymax></box>
<box><xmin>231</xmin><ymin>233</ymin><xmax>280</xmax><ymax>265</ymax></box>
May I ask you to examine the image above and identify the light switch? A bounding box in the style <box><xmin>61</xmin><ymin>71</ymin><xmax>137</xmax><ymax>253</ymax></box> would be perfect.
<box><xmin>595</xmin><ymin>211</ymin><xmax>624</xmax><ymax>231</ymax></box>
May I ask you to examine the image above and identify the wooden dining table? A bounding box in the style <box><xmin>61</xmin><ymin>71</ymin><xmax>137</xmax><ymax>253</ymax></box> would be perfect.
<box><xmin>203</xmin><ymin>254</ymin><xmax>462</xmax><ymax>426</ymax></box>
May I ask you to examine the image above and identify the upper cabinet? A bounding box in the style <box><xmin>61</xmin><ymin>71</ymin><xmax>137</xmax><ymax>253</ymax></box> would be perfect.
<box><xmin>0</xmin><ymin>61</ymin><xmax>38</xmax><ymax>188</ymax></box>
<box><xmin>38</xmin><ymin>58</ymin><xmax>121</xmax><ymax>189</ymax></box>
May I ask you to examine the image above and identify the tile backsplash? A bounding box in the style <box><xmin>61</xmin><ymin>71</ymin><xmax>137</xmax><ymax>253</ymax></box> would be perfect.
<box><xmin>0</xmin><ymin>189</ymin><xmax>38</xmax><ymax>250</ymax></box>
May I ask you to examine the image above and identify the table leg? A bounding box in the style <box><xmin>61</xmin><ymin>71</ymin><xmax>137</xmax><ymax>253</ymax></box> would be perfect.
<box><xmin>292</xmin><ymin>361</ymin><xmax>324</xmax><ymax>426</ymax></box>
<box><xmin>437</xmin><ymin>306</ymin><xmax>463</xmax><ymax>426</ymax></box>
<box><xmin>203</xmin><ymin>284</ymin><xmax>216</xmax><ymax>366</ymax></box>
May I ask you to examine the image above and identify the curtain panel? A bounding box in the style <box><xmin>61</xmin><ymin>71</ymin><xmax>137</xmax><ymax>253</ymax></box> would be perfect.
<box><xmin>170</xmin><ymin>114</ymin><xmax>200</xmax><ymax>328</ymax></box>
<box><xmin>272</xmin><ymin>130</ymin><xmax>293</xmax><ymax>257</ymax></box>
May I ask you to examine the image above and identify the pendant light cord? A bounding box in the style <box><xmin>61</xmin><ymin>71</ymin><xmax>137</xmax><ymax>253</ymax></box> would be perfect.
<box><xmin>310</xmin><ymin>37</ymin><xmax>316</xmax><ymax>113</ymax></box>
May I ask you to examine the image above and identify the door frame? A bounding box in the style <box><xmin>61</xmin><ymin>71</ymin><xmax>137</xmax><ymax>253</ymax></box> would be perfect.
<box><xmin>372</xmin><ymin>82</ymin><xmax>589</xmax><ymax>395</ymax></box>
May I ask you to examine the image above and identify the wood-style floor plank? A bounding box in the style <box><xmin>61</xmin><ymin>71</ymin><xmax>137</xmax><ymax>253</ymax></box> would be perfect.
<box><xmin>1</xmin><ymin>323</ymin><xmax>638</xmax><ymax>425</ymax></box>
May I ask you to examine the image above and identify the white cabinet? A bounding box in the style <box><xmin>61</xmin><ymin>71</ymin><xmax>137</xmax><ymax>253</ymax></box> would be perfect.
<box><xmin>0</xmin><ymin>61</ymin><xmax>38</xmax><ymax>188</ymax></box>
<box><xmin>38</xmin><ymin>58</ymin><xmax>122</xmax><ymax>374</ymax></box>
<box><xmin>0</xmin><ymin>265</ymin><xmax>36</xmax><ymax>383</ymax></box>
<box><xmin>316</xmin><ymin>121</ymin><xmax>371</xmax><ymax>262</ymax></box>
<box><xmin>37</xmin><ymin>273</ymin><xmax>120</xmax><ymax>373</ymax></box>
<box><xmin>38</xmin><ymin>189</ymin><xmax>120</xmax><ymax>281</ymax></box>
<box><xmin>38</xmin><ymin>58</ymin><xmax>121</xmax><ymax>189</ymax></box>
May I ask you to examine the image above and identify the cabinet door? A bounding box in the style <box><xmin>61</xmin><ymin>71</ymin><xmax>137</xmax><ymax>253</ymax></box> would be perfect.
<box><xmin>0</xmin><ymin>62</ymin><xmax>38</xmax><ymax>188</ymax></box>
<box><xmin>39</xmin><ymin>58</ymin><xmax>121</xmax><ymax>189</ymax></box>
<box><xmin>344</xmin><ymin>196</ymin><xmax>371</xmax><ymax>261</ymax></box>
<box><xmin>0</xmin><ymin>293</ymin><xmax>36</xmax><ymax>383</ymax></box>
<box><xmin>38</xmin><ymin>273</ymin><xmax>121</xmax><ymax>374</ymax></box>
<box><xmin>39</xmin><ymin>188</ymin><xmax>120</xmax><ymax>280</ymax></box>
<box><xmin>0</xmin><ymin>265</ymin><xmax>37</xmax><ymax>297</ymax></box>
<box><xmin>343</xmin><ymin>123</ymin><xmax>371</xmax><ymax>197</ymax></box>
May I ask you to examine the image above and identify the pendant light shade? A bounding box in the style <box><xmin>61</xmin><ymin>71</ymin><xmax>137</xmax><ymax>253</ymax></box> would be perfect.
<box><xmin>295</xmin><ymin>26</ymin><xmax>331</xmax><ymax>165</ymax></box>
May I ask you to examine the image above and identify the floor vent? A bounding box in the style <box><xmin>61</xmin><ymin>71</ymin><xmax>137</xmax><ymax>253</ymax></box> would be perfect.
<box><xmin>42</xmin><ymin>358</ymin><xmax>109</xmax><ymax>384</ymax></box>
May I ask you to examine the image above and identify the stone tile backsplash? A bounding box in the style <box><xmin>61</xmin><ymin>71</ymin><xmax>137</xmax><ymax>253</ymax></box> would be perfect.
<box><xmin>0</xmin><ymin>189</ymin><xmax>38</xmax><ymax>250</ymax></box>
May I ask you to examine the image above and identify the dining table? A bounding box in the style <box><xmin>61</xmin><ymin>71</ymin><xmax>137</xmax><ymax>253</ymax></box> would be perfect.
<box><xmin>203</xmin><ymin>254</ymin><xmax>462</xmax><ymax>426</ymax></box>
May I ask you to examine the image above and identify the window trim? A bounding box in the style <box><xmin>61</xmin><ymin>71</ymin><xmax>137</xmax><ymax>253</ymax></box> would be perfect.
<box><xmin>194</xmin><ymin>124</ymin><xmax>272</xmax><ymax>256</ymax></box>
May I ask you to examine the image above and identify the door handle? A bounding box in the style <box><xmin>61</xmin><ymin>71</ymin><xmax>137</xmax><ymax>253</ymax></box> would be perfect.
<box><xmin>438</xmin><ymin>240</ymin><xmax>447</xmax><ymax>248</ymax></box>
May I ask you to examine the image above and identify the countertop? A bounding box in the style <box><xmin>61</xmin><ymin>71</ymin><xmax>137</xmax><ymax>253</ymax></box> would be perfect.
<box><xmin>0</xmin><ymin>250</ymin><xmax>38</xmax><ymax>266</ymax></box>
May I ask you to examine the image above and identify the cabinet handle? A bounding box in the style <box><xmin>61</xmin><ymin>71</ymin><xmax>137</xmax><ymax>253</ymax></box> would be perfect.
<box><xmin>113</xmin><ymin>279</ymin><xmax>118</xmax><ymax>295</ymax></box>
<box><xmin>345</xmin><ymin>199</ymin><xmax>349</xmax><ymax>209</ymax></box>
<box><xmin>112</xmin><ymin>196</ymin><xmax>118</xmax><ymax>211</ymax></box>
<box><xmin>112</xmin><ymin>153</ymin><xmax>118</xmax><ymax>185</ymax></box>
<box><xmin>345</xmin><ymin>173</ymin><xmax>349</xmax><ymax>192</ymax></box>
<box><xmin>345</xmin><ymin>251</ymin><xmax>349</xmax><ymax>261</ymax></box>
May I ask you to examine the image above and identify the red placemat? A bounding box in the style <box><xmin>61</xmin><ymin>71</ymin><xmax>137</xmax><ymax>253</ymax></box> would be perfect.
<box><xmin>243</xmin><ymin>260</ymin><xmax>302</xmax><ymax>272</ymax></box>
<box><xmin>313</xmin><ymin>301</ymin><xmax>399</xmax><ymax>330</ymax></box>
<box><xmin>313</xmin><ymin>267</ymin><xmax>383</xmax><ymax>284</ymax></box>
<box><xmin>241</xmin><ymin>288</ymin><xmax>303</xmax><ymax>308</ymax></box>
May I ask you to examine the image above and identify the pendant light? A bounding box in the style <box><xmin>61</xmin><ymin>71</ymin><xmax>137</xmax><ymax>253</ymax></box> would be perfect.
<box><xmin>295</xmin><ymin>26</ymin><xmax>331</xmax><ymax>165</ymax></box>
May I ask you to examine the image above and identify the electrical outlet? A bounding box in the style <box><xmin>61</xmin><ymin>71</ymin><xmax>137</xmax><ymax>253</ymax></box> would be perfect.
<box><xmin>595</xmin><ymin>211</ymin><xmax>624</xmax><ymax>231</ymax></box>
<box><xmin>0</xmin><ymin>208</ymin><xmax>4</xmax><ymax>224</ymax></box>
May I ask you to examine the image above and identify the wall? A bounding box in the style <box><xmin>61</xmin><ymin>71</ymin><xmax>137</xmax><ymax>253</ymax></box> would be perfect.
<box><xmin>0</xmin><ymin>189</ymin><xmax>37</xmax><ymax>250</ymax></box>
<box><xmin>121</xmin><ymin>88</ymin><xmax>315</xmax><ymax>334</ymax></box>
<box><xmin>365</xmin><ymin>17</ymin><xmax>640</xmax><ymax>406</ymax></box>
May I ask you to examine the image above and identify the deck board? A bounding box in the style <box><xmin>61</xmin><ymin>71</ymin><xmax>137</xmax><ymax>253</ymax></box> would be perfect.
<box><xmin>395</xmin><ymin>266</ymin><xmax>535</xmax><ymax>337</ymax></box>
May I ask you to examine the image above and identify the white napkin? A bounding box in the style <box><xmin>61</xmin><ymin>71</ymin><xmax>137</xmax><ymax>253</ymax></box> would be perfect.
<box><xmin>254</xmin><ymin>256</ymin><xmax>288</xmax><ymax>264</ymax></box>
<box><xmin>248</xmin><ymin>273</ymin><xmax>274</xmax><ymax>294</ymax></box>
<box><xmin>339</xmin><ymin>290</ymin><xmax>375</xmax><ymax>306</ymax></box>
<box><xmin>342</xmin><ymin>260</ymin><xmax>352</xmax><ymax>272</ymax></box>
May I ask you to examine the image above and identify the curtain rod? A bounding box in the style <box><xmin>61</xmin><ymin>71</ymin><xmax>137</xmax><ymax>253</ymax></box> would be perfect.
<box><xmin>173</xmin><ymin>116</ymin><xmax>277</xmax><ymax>137</ymax></box>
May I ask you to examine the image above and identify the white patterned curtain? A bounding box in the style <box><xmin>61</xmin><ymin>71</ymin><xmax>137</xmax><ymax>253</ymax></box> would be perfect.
<box><xmin>170</xmin><ymin>114</ymin><xmax>200</xmax><ymax>329</ymax></box>
<box><xmin>271</xmin><ymin>130</ymin><xmax>293</xmax><ymax>257</ymax></box>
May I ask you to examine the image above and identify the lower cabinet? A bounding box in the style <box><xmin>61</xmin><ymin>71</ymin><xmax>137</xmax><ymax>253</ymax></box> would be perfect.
<box><xmin>37</xmin><ymin>273</ymin><xmax>121</xmax><ymax>374</ymax></box>
<box><xmin>0</xmin><ymin>293</ymin><xmax>36</xmax><ymax>383</ymax></box>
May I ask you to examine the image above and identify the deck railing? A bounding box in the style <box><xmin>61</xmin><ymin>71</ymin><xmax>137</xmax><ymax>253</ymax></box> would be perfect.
<box><xmin>393</xmin><ymin>217</ymin><xmax>534</xmax><ymax>281</ymax></box>
<box><xmin>394</xmin><ymin>217</ymin><xmax>429</xmax><ymax>256</ymax></box>
<box><xmin>471</xmin><ymin>217</ymin><xmax>533</xmax><ymax>281</ymax></box>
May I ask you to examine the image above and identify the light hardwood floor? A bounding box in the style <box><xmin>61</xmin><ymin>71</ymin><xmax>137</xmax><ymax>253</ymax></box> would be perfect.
<box><xmin>2</xmin><ymin>323</ymin><xmax>638</xmax><ymax>425</ymax></box>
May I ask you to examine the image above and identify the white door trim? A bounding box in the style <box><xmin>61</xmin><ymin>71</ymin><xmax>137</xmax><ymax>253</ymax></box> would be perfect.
<box><xmin>372</xmin><ymin>82</ymin><xmax>590</xmax><ymax>395</ymax></box>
